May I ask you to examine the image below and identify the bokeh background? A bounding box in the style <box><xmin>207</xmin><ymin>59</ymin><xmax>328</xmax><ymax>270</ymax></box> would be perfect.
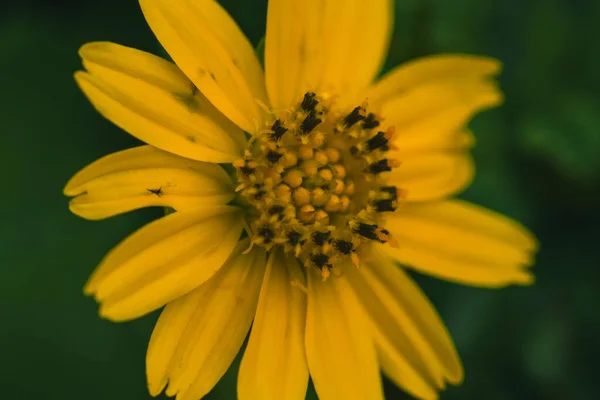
<box><xmin>1</xmin><ymin>0</ymin><xmax>599</xmax><ymax>399</ymax></box>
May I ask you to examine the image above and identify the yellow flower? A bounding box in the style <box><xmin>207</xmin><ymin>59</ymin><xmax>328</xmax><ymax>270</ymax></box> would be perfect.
<box><xmin>64</xmin><ymin>1</ymin><xmax>538</xmax><ymax>399</ymax></box>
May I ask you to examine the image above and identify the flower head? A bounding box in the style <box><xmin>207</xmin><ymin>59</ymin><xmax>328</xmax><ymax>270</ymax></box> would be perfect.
<box><xmin>65</xmin><ymin>1</ymin><xmax>538</xmax><ymax>399</ymax></box>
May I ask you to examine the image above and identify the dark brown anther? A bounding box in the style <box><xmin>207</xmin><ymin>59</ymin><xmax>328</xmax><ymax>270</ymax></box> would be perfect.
<box><xmin>300</xmin><ymin>111</ymin><xmax>322</xmax><ymax>135</ymax></box>
<box><xmin>350</xmin><ymin>146</ymin><xmax>359</xmax><ymax>156</ymax></box>
<box><xmin>300</xmin><ymin>92</ymin><xmax>319</xmax><ymax>112</ymax></box>
<box><xmin>266</xmin><ymin>150</ymin><xmax>283</xmax><ymax>163</ymax></box>
<box><xmin>287</xmin><ymin>231</ymin><xmax>303</xmax><ymax>246</ymax></box>
<box><xmin>311</xmin><ymin>253</ymin><xmax>331</xmax><ymax>269</ymax></box>
<box><xmin>312</xmin><ymin>230</ymin><xmax>331</xmax><ymax>246</ymax></box>
<box><xmin>354</xmin><ymin>223</ymin><xmax>387</xmax><ymax>243</ymax></box>
<box><xmin>381</xmin><ymin>186</ymin><xmax>398</xmax><ymax>201</ymax></box>
<box><xmin>270</xmin><ymin>119</ymin><xmax>288</xmax><ymax>141</ymax></box>
<box><xmin>253</xmin><ymin>183</ymin><xmax>265</xmax><ymax>200</ymax></box>
<box><xmin>240</xmin><ymin>166</ymin><xmax>255</xmax><ymax>176</ymax></box>
<box><xmin>268</xmin><ymin>205</ymin><xmax>285</xmax><ymax>215</ymax></box>
<box><xmin>362</xmin><ymin>113</ymin><xmax>380</xmax><ymax>129</ymax></box>
<box><xmin>333</xmin><ymin>239</ymin><xmax>353</xmax><ymax>255</ymax></box>
<box><xmin>366</xmin><ymin>159</ymin><xmax>392</xmax><ymax>174</ymax></box>
<box><xmin>373</xmin><ymin>199</ymin><xmax>396</xmax><ymax>212</ymax></box>
<box><xmin>343</xmin><ymin>106</ymin><xmax>365</xmax><ymax>127</ymax></box>
<box><xmin>365</xmin><ymin>131</ymin><xmax>388</xmax><ymax>151</ymax></box>
<box><xmin>258</xmin><ymin>226</ymin><xmax>275</xmax><ymax>244</ymax></box>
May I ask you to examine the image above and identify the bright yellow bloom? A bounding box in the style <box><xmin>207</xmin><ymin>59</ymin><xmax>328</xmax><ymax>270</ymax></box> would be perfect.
<box><xmin>64</xmin><ymin>1</ymin><xmax>538</xmax><ymax>399</ymax></box>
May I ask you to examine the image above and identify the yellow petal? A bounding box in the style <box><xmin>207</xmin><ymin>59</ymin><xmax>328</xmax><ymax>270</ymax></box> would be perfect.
<box><xmin>306</xmin><ymin>271</ymin><xmax>384</xmax><ymax>400</ymax></box>
<box><xmin>346</xmin><ymin>252</ymin><xmax>463</xmax><ymax>399</ymax></box>
<box><xmin>379</xmin><ymin>79</ymin><xmax>502</xmax><ymax>143</ymax></box>
<box><xmin>265</xmin><ymin>0</ymin><xmax>393</xmax><ymax>109</ymax></box>
<box><xmin>146</xmin><ymin>243</ymin><xmax>266</xmax><ymax>400</ymax></box>
<box><xmin>370</xmin><ymin>255</ymin><xmax>463</xmax><ymax>385</ymax></box>
<box><xmin>85</xmin><ymin>206</ymin><xmax>244</xmax><ymax>321</ymax></box>
<box><xmin>383</xmin><ymin>200</ymin><xmax>538</xmax><ymax>287</ymax></box>
<box><xmin>64</xmin><ymin>145</ymin><xmax>234</xmax><ymax>220</ymax></box>
<box><xmin>394</xmin><ymin>129</ymin><xmax>475</xmax><ymax>155</ymax></box>
<box><xmin>76</xmin><ymin>42</ymin><xmax>245</xmax><ymax>162</ymax></box>
<box><xmin>375</xmin><ymin>335</ymin><xmax>438</xmax><ymax>400</ymax></box>
<box><xmin>139</xmin><ymin>0</ymin><xmax>267</xmax><ymax>132</ymax></box>
<box><xmin>368</xmin><ymin>54</ymin><xmax>501</xmax><ymax>106</ymax></box>
<box><xmin>388</xmin><ymin>152</ymin><xmax>474</xmax><ymax>202</ymax></box>
<box><xmin>346</xmin><ymin>263</ymin><xmax>442</xmax><ymax>394</ymax></box>
<box><xmin>238</xmin><ymin>250</ymin><xmax>308</xmax><ymax>400</ymax></box>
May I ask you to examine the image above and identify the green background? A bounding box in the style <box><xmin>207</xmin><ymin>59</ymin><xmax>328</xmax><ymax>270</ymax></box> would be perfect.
<box><xmin>1</xmin><ymin>0</ymin><xmax>599</xmax><ymax>399</ymax></box>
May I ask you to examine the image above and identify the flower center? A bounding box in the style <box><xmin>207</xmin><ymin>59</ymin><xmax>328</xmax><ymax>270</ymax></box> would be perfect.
<box><xmin>234</xmin><ymin>92</ymin><xmax>402</xmax><ymax>279</ymax></box>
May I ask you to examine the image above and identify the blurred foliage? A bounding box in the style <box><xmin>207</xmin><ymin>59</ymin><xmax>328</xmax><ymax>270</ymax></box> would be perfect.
<box><xmin>1</xmin><ymin>0</ymin><xmax>599</xmax><ymax>399</ymax></box>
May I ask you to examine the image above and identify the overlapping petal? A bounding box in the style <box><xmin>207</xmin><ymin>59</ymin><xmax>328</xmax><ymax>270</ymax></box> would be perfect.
<box><xmin>376</xmin><ymin>78</ymin><xmax>502</xmax><ymax>146</ymax></box>
<box><xmin>265</xmin><ymin>0</ymin><xmax>393</xmax><ymax>109</ymax></box>
<box><xmin>139</xmin><ymin>0</ymin><xmax>268</xmax><ymax>132</ymax></box>
<box><xmin>366</xmin><ymin>56</ymin><xmax>502</xmax><ymax>202</ymax></box>
<box><xmin>383</xmin><ymin>200</ymin><xmax>538</xmax><ymax>287</ymax></box>
<box><xmin>85</xmin><ymin>206</ymin><xmax>244</xmax><ymax>321</ymax></box>
<box><xmin>306</xmin><ymin>269</ymin><xmax>384</xmax><ymax>400</ymax></box>
<box><xmin>75</xmin><ymin>42</ymin><xmax>245</xmax><ymax>162</ymax></box>
<box><xmin>364</xmin><ymin>58</ymin><xmax>501</xmax><ymax>202</ymax></box>
<box><xmin>146</xmin><ymin>243</ymin><xmax>266</xmax><ymax>400</ymax></box>
<box><xmin>346</xmin><ymin>252</ymin><xmax>463</xmax><ymax>400</ymax></box>
<box><xmin>238</xmin><ymin>250</ymin><xmax>308</xmax><ymax>400</ymax></box>
<box><xmin>64</xmin><ymin>145</ymin><xmax>234</xmax><ymax>220</ymax></box>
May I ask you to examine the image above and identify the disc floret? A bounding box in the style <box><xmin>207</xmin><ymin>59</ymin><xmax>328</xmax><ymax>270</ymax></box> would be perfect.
<box><xmin>235</xmin><ymin>92</ymin><xmax>402</xmax><ymax>279</ymax></box>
